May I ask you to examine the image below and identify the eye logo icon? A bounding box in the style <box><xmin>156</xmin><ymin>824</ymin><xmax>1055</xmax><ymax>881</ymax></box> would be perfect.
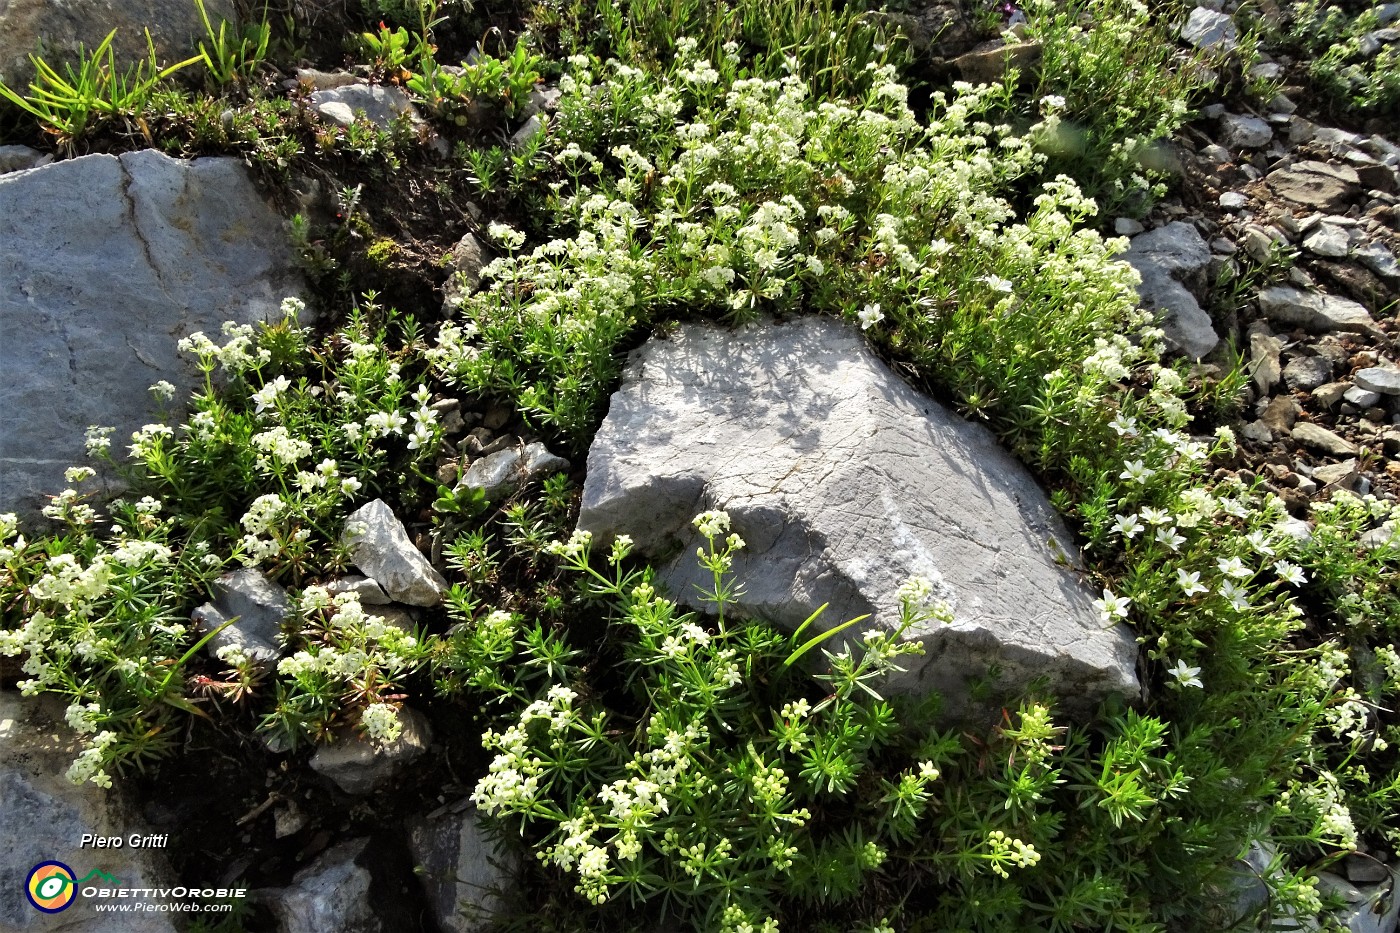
<box><xmin>25</xmin><ymin>862</ymin><xmax>77</xmax><ymax>912</ymax></box>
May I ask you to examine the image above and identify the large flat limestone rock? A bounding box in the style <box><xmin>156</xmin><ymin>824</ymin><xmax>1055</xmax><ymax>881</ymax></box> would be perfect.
<box><xmin>0</xmin><ymin>150</ymin><xmax>306</xmax><ymax>519</ymax></box>
<box><xmin>578</xmin><ymin>317</ymin><xmax>1138</xmax><ymax>721</ymax></box>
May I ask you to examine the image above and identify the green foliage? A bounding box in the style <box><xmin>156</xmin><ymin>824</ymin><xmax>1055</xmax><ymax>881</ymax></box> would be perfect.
<box><xmin>1280</xmin><ymin>0</ymin><xmax>1400</xmax><ymax>116</ymax></box>
<box><xmin>407</xmin><ymin>36</ymin><xmax>544</xmax><ymax>121</ymax></box>
<box><xmin>1021</xmin><ymin>0</ymin><xmax>1212</xmax><ymax>214</ymax></box>
<box><xmin>0</xmin><ymin>28</ymin><xmax>200</xmax><ymax>145</ymax></box>
<box><xmin>193</xmin><ymin>0</ymin><xmax>272</xmax><ymax>90</ymax></box>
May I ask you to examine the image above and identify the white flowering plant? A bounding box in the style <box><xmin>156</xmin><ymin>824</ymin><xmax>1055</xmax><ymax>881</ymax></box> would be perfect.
<box><xmin>451</xmin><ymin>514</ymin><xmax>973</xmax><ymax>931</ymax></box>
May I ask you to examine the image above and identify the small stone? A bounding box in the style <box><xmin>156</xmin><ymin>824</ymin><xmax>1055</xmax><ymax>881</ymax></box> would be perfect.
<box><xmin>274</xmin><ymin>803</ymin><xmax>309</xmax><ymax>839</ymax></box>
<box><xmin>1241</xmin><ymin>421</ymin><xmax>1273</xmax><ymax>445</ymax></box>
<box><xmin>1267</xmin><ymin>163</ymin><xmax>1359</xmax><ymax>212</ymax></box>
<box><xmin>1360</xmin><ymin>521</ymin><xmax>1399</xmax><ymax>550</ymax></box>
<box><xmin>1301</xmin><ymin>223</ymin><xmax>1350</xmax><ymax>257</ymax></box>
<box><xmin>482</xmin><ymin>404</ymin><xmax>512</xmax><ymax>430</ymax></box>
<box><xmin>1284</xmin><ymin>356</ymin><xmax>1333</xmax><ymax>392</ymax></box>
<box><xmin>1354</xmin><ymin>242</ymin><xmax>1400</xmax><ymax>279</ymax></box>
<box><xmin>1241</xmin><ymin>226</ymin><xmax>1278</xmax><ymax>263</ymax></box>
<box><xmin>951</xmin><ymin>40</ymin><xmax>1043</xmax><ymax>83</ymax></box>
<box><xmin>192</xmin><ymin>569</ymin><xmax>291</xmax><ymax>674</ymax></box>
<box><xmin>1200</xmin><ymin>143</ymin><xmax>1231</xmax><ymax>165</ymax></box>
<box><xmin>1292</xmin><ymin>422</ymin><xmax>1358</xmax><ymax>456</ymax></box>
<box><xmin>342</xmin><ymin>500</ymin><xmax>448</xmax><ymax>606</ymax></box>
<box><xmin>1313</xmin><ymin>460</ymin><xmax>1359</xmax><ymax>489</ymax></box>
<box><xmin>309</xmin><ymin>707</ymin><xmax>432</xmax><ymax>795</ymax></box>
<box><xmin>1113</xmin><ymin>217</ymin><xmax>1145</xmax><ymax>236</ymax></box>
<box><xmin>1354</xmin><ymin>366</ymin><xmax>1400</xmax><ymax>395</ymax></box>
<box><xmin>1257</xmin><ymin>286</ymin><xmax>1381</xmax><ymax>337</ymax></box>
<box><xmin>1249</xmin><ymin>62</ymin><xmax>1283</xmax><ymax>81</ymax></box>
<box><xmin>1219</xmin><ymin>113</ymin><xmax>1273</xmax><ymax>149</ymax></box>
<box><xmin>1262</xmin><ymin>396</ymin><xmax>1299</xmax><ymax>433</ymax></box>
<box><xmin>1181</xmin><ymin>7</ymin><xmax>1238</xmax><ymax>50</ymax></box>
<box><xmin>326</xmin><ymin>574</ymin><xmax>392</xmax><ymax>606</ymax></box>
<box><xmin>295</xmin><ymin>68</ymin><xmax>362</xmax><ymax>90</ymax></box>
<box><xmin>263</xmin><ymin>838</ymin><xmax>378</xmax><ymax>933</ymax></box>
<box><xmin>0</xmin><ymin>145</ymin><xmax>52</xmax><ymax>174</ymax></box>
<box><xmin>1249</xmin><ymin>329</ymin><xmax>1283</xmax><ymax>396</ymax></box>
<box><xmin>310</xmin><ymin>84</ymin><xmax>419</xmax><ymax>131</ymax></box>
<box><xmin>1344</xmin><ymin>386</ymin><xmax>1383</xmax><ymax>408</ymax></box>
<box><xmin>1218</xmin><ymin>192</ymin><xmax>1248</xmax><ymax>211</ymax></box>
<box><xmin>458</xmin><ymin>441</ymin><xmax>570</xmax><ymax>503</ymax></box>
<box><xmin>510</xmin><ymin>114</ymin><xmax>546</xmax><ymax>150</ymax></box>
<box><xmin>1312</xmin><ymin>381</ymin><xmax>1349</xmax><ymax>408</ymax></box>
<box><xmin>442</xmin><ymin>232</ymin><xmax>488</xmax><ymax>313</ymax></box>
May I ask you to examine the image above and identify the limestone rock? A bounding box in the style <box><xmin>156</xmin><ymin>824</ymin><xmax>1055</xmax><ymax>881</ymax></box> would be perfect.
<box><xmin>1180</xmin><ymin>7</ymin><xmax>1237</xmax><ymax>51</ymax></box>
<box><xmin>1355</xmin><ymin>367</ymin><xmax>1400</xmax><ymax>396</ymax></box>
<box><xmin>1284</xmin><ymin>356</ymin><xmax>1333</xmax><ymax>392</ymax></box>
<box><xmin>0</xmin><ymin>151</ymin><xmax>307</xmax><ymax>521</ymax></box>
<box><xmin>457</xmin><ymin>442</ymin><xmax>569</xmax><ymax>503</ymax></box>
<box><xmin>1257</xmin><ymin>286</ymin><xmax>1381</xmax><ymax>337</ymax></box>
<box><xmin>509</xmin><ymin>114</ymin><xmax>546</xmax><ymax>150</ymax></box>
<box><xmin>0</xmin><ymin>145</ymin><xmax>51</xmax><ymax>174</ymax></box>
<box><xmin>0</xmin><ymin>693</ymin><xmax>176</xmax><ymax>932</ymax></box>
<box><xmin>326</xmin><ymin>575</ymin><xmax>393</xmax><ymax>605</ymax></box>
<box><xmin>0</xmin><ymin>0</ymin><xmax>234</xmax><ymax>90</ymax></box>
<box><xmin>342</xmin><ymin>500</ymin><xmax>447</xmax><ymax>606</ymax></box>
<box><xmin>192</xmin><ymin>569</ymin><xmax>291</xmax><ymax>673</ymax></box>
<box><xmin>1267</xmin><ymin>162</ymin><xmax>1360</xmax><ymax>212</ymax></box>
<box><xmin>442</xmin><ymin>232</ymin><xmax>489</xmax><ymax>313</ymax></box>
<box><xmin>310</xmin><ymin>85</ymin><xmax>419</xmax><ymax>131</ymax></box>
<box><xmin>951</xmin><ymin>40</ymin><xmax>1041</xmax><ymax>84</ymax></box>
<box><xmin>309</xmin><ymin>707</ymin><xmax>431</xmax><ymax>795</ymax></box>
<box><xmin>1302</xmin><ymin>223</ymin><xmax>1351</xmax><ymax>258</ymax></box>
<box><xmin>1124</xmin><ymin>222</ymin><xmax>1220</xmax><ymax>359</ymax></box>
<box><xmin>1292</xmin><ymin>422</ymin><xmax>1358</xmax><ymax>456</ymax></box>
<box><xmin>1355</xmin><ymin>243</ymin><xmax>1400</xmax><ymax>280</ymax></box>
<box><xmin>577</xmin><ymin>317</ymin><xmax>1139</xmax><ymax>722</ymax></box>
<box><xmin>1219</xmin><ymin>113</ymin><xmax>1272</xmax><ymax>149</ymax></box>
<box><xmin>263</xmin><ymin>838</ymin><xmax>380</xmax><ymax>933</ymax></box>
<box><xmin>408</xmin><ymin>803</ymin><xmax>515</xmax><ymax>932</ymax></box>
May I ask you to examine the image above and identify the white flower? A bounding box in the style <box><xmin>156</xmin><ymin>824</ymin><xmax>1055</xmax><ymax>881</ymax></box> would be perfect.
<box><xmin>1119</xmin><ymin>460</ymin><xmax>1155</xmax><ymax>484</ymax></box>
<box><xmin>1139</xmin><ymin>507</ymin><xmax>1171</xmax><ymax>526</ymax></box>
<box><xmin>1155</xmin><ymin>526</ymin><xmax>1185</xmax><ymax>551</ymax></box>
<box><xmin>341</xmin><ymin>477</ymin><xmax>362</xmax><ymax>496</ymax></box>
<box><xmin>692</xmin><ymin>510</ymin><xmax>731</xmax><ymax>538</ymax></box>
<box><xmin>1218</xmin><ymin>579</ymin><xmax>1250</xmax><ymax>612</ymax></box>
<box><xmin>1273</xmin><ymin>560</ymin><xmax>1307</xmax><ymax>586</ymax></box>
<box><xmin>149</xmin><ymin>380</ymin><xmax>177</xmax><ymax>402</ymax></box>
<box><xmin>252</xmin><ymin>375</ymin><xmax>291</xmax><ymax>413</ymax></box>
<box><xmin>1113</xmin><ymin>514</ymin><xmax>1143</xmax><ymax>539</ymax></box>
<box><xmin>857</xmin><ymin>303</ymin><xmax>885</xmax><ymax>330</ymax></box>
<box><xmin>981</xmin><ymin>274</ymin><xmax>1014</xmax><ymax>294</ymax></box>
<box><xmin>1108</xmin><ymin>413</ymin><xmax>1137</xmax><ymax>436</ymax></box>
<box><xmin>1216</xmin><ymin>556</ymin><xmax>1252</xmax><ymax>580</ymax></box>
<box><xmin>1168</xmin><ymin>659</ymin><xmax>1203</xmax><ymax>689</ymax></box>
<box><xmin>1176</xmin><ymin>568</ymin><xmax>1207</xmax><ymax>597</ymax></box>
<box><xmin>1092</xmin><ymin>588</ymin><xmax>1131</xmax><ymax>623</ymax></box>
<box><xmin>1040</xmin><ymin>94</ymin><xmax>1067</xmax><ymax>110</ymax></box>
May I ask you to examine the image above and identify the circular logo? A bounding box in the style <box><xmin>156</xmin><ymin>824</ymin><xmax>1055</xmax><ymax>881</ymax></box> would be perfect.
<box><xmin>25</xmin><ymin>862</ymin><xmax>77</xmax><ymax>913</ymax></box>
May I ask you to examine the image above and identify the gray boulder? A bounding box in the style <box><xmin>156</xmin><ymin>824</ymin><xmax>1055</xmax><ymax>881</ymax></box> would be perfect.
<box><xmin>1124</xmin><ymin>222</ymin><xmax>1221</xmax><ymax>359</ymax></box>
<box><xmin>0</xmin><ymin>692</ymin><xmax>177</xmax><ymax>932</ymax></box>
<box><xmin>309</xmin><ymin>707</ymin><xmax>431</xmax><ymax>795</ymax></box>
<box><xmin>408</xmin><ymin>803</ymin><xmax>515</xmax><ymax>932</ymax></box>
<box><xmin>342</xmin><ymin>500</ymin><xmax>447</xmax><ymax>606</ymax></box>
<box><xmin>192</xmin><ymin>568</ymin><xmax>291</xmax><ymax>673</ymax></box>
<box><xmin>0</xmin><ymin>150</ymin><xmax>307</xmax><ymax>521</ymax></box>
<box><xmin>263</xmin><ymin>839</ymin><xmax>380</xmax><ymax>933</ymax></box>
<box><xmin>576</xmin><ymin>317</ymin><xmax>1139</xmax><ymax>722</ymax></box>
<box><xmin>0</xmin><ymin>0</ymin><xmax>234</xmax><ymax>90</ymax></box>
<box><xmin>457</xmin><ymin>442</ymin><xmax>570</xmax><ymax>503</ymax></box>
